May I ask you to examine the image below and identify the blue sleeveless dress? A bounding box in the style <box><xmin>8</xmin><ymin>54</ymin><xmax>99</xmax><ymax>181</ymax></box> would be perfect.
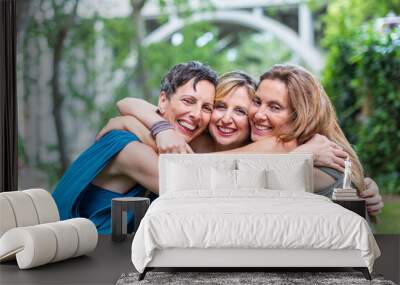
<box><xmin>52</xmin><ymin>130</ymin><xmax>156</xmax><ymax>234</ymax></box>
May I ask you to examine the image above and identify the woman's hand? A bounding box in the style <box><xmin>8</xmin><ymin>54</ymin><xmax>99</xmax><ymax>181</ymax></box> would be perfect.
<box><xmin>155</xmin><ymin>129</ymin><xmax>193</xmax><ymax>154</ymax></box>
<box><xmin>293</xmin><ymin>134</ymin><xmax>348</xmax><ymax>172</ymax></box>
<box><xmin>360</xmin><ymin>177</ymin><xmax>384</xmax><ymax>216</ymax></box>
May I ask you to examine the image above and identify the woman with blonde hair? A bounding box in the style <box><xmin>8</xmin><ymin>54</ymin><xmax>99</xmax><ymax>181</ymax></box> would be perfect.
<box><xmin>190</xmin><ymin>71</ymin><xmax>256</xmax><ymax>152</ymax></box>
<box><xmin>250</xmin><ymin>64</ymin><xmax>364</xmax><ymax>192</ymax></box>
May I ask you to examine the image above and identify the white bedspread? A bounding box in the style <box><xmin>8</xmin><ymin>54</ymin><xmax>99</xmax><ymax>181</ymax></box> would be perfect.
<box><xmin>131</xmin><ymin>190</ymin><xmax>380</xmax><ymax>273</ymax></box>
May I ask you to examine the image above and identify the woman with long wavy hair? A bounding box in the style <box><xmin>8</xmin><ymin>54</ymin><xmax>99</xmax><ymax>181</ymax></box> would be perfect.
<box><xmin>250</xmin><ymin>64</ymin><xmax>364</xmax><ymax>193</ymax></box>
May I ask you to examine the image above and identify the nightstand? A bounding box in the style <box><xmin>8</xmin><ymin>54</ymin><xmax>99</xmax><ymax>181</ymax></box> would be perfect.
<box><xmin>111</xmin><ymin>197</ymin><xmax>150</xmax><ymax>242</ymax></box>
<box><xmin>332</xmin><ymin>199</ymin><xmax>367</xmax><ymax>219</ymax></box>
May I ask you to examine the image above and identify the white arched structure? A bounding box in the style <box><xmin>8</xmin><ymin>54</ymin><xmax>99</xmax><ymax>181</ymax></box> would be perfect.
<box><xmin>143</xmin><ymin>10</ymin><xmax>325</xmax><ymax>73</ymax></box>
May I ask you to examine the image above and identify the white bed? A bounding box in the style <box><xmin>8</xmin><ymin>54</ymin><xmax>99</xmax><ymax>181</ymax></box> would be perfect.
<box><xmin>131</xmin><ymin>154</ymin><xmax>380</xmax><ymax>280</ymax></box>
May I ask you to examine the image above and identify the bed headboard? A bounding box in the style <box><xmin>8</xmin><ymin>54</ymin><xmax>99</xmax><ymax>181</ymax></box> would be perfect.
<box><xmin>159</xmin><ymin>153</ymin><xmax>313</xmax><ymax>196</ymax></box>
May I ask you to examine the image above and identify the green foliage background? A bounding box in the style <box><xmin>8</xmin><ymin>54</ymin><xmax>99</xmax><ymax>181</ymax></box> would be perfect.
<box><xmin>322</xmin><ymin>0</ymin><xmax>400</xmax><ymax>194</ymax></box>
<box><xmin>18</xmin><ymin>0</ymin><xmax>400</xmax><ymax>199</ymax></box>
<box><xmin>97</xmin><ymin>20</ymin><xmax>292</xmax><ymax>130</ymax></box>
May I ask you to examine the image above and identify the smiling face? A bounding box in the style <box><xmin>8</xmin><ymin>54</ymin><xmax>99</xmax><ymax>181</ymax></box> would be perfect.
<box><xmin>249</xmin><ymin>79</ymin><xmax>293</xmax><ymax>142</ymax></box>
<box><xmin>208</xmin><ymin>86</ymin><xmax>251</xmax><ymax>149</ymax></box>
<box><xmin>158</xmin><ymin>78</ymin><xmax>215</xmax><ymax>143</ymax></box>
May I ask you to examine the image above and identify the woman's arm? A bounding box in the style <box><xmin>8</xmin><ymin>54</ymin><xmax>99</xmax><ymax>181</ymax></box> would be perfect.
<box><xmin>219</xmin><ymin>134</ymin><xmax>347</xmax><ymax>172</ymax></box>
<box><xmin>96</xmin><ymin>116</ymin><xmax>157</xmax><ymax>151</ymax></box>
<box><xmin>291</xmin><ymin>134</ymin><xmax>347</xmax><ymax>172</ymax></box>
<box><xmin>101</xmin><ymin>140</ymin><xmax>160</xmax><ymax>194</ymax></box>
<box><xmin>217</xmin><ymin>137</ymin><xmax>296</xmax><ymax>153</ymax></box>
<box><xmin>97</xmin><ymin>114</ymin><xmax>193</xmax><ymax>154</ymax></box>
<box><xmin>117</xmin><ymin>98</ymin><xmax>160</xmax><ymax>127</ymax></box>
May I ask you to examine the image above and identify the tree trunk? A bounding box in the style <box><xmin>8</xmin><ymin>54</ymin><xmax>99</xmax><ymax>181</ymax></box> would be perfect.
<box><xmin>131</xmin><ymin>0</ymin><xmax>152</xmax><ymax>101</ymax></box>
<box><xmin>361</xmin><ymin>91</ymin><xmax>372</xmax><ymax>119</ymax></box>
<box><xmin>18</xmin><ymin>0</ymin><xmax>37</xmax><ymax>166</ymax></box>
<box><xmin>21</xmin><ymin>24</ymin><xmax>31</xmax><ymax>165</ymax></box>
<box><xmin>16</xmin><ymin>0</ymin><xmax>33</xmax><ymax>49</ymax></box>
<box><xmin>52</xmin><ymin>39</ymin><xmax>68</xmax><ymax>173</ymax></box>
<box><xmin>50</xmin><ymin>0</ymin><xmax>78</xmax><ymax>174</ymax></box>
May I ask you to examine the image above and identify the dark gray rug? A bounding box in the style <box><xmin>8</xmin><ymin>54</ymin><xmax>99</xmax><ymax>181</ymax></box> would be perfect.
<box><xmin>116</xmin><ymin>271</ymin><xmax>396</xmax><ymax>285</ymax></box>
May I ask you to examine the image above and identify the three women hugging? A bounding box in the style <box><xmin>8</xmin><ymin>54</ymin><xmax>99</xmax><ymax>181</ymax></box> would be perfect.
<box><xmin>52</xmin><ymin>61</ymin><xmax>383</xmax><ymax>234</ymax></box>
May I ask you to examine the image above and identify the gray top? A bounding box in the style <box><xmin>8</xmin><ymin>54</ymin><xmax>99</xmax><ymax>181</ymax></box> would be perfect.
<box><xmin>314</xmin><ymin>167</ymin><xmax>344</xmax><ymax>198</ymax></box>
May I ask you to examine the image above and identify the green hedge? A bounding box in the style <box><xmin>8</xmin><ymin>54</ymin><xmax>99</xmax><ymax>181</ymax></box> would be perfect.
<box><xmin>323</xmin><ymin>18</ymin><xmax>400</xmax><ymax>193</ymax></box>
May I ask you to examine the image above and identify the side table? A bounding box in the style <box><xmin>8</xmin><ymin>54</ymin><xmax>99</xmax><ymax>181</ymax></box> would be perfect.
<box><xmin>111</xmin><ymin>197</ymin><xmax>150</xmax><ymax>242</ymax></box>
<box><xmin>333</xmin><ymin>199</ymin><xmax>366</xmax><ymax>219</ymax></box>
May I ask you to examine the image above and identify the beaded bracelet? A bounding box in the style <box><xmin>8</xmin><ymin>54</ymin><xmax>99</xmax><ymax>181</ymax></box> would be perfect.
<box><xmin>150</xmin><ymin>120</ymin><xmax>174</xmax><ymax>138</ymax></box>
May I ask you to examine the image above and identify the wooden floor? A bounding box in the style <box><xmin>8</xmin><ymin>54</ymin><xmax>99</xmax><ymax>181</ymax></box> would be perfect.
<box><xmin>0</xmin><ymin>234</ymin><xmax>398</xmax><ymax>285</ymax></box>
<box><xmin>374</xmin><ymin>234</ymin><xmax>400</xmax><ymax>284</ymax></box>
<box><xmin>0</xmin><ymin>235</ymin><xmax>133</xmax><ymax>284</ymax></box>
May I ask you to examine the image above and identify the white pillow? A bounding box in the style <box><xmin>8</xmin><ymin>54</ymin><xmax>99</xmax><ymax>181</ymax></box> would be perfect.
<box><xmin>237</xmin><ymin>159</ymin><xmax>310</xmax><ymax>192</ymax></box>
<box><xmin>266</xmin><ymin>165</ymin><xmax>307</xmax><ymax>191</ymax></box>
<box><xmin>167</xmin><ymin>163</ymin><xmax>212</xmax><ymax>192</ymax></box>
<box><xmin>211</xmin><ymin>168</ymin><xmax>236</xmax><ymax>190</ymax></box>
<box><xmin>236</xmin><ymin>169</ymin><xmax>268</xmax><ymax>189</ymax></box>
<box><xmin>160</xmin><ymin>155</ymin><xmax>238</xmax><ymax>195</ymax></box>
<box><xmin>211</xmin><ymin>169</ymin><xmax>268</xmax><ymax>190</ymax></box>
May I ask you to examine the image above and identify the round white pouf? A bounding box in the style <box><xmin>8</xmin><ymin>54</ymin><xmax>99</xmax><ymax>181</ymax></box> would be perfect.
<box><xmin>24</xmin><ymin>189</ymin><xmax>60</xmax><ymax>224</ymax></box>
<box><xmin>0</xmin><ymin>189</ymin><xmax>60</xmax><ymax>238</ymax></box>
<box><xmin>0</xmin><ymin>196</ymin><xmax>17</xmax><ymax>237</ymax></box>
<box><xmin>0</xmin><ymin>191</ymin><xmax>39</xmax><ymax>228</ymax></box>
<box><xmin>0</xmin><ymin>218</ymin><xmax>98</xmax><ymax>269</ymax></box>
